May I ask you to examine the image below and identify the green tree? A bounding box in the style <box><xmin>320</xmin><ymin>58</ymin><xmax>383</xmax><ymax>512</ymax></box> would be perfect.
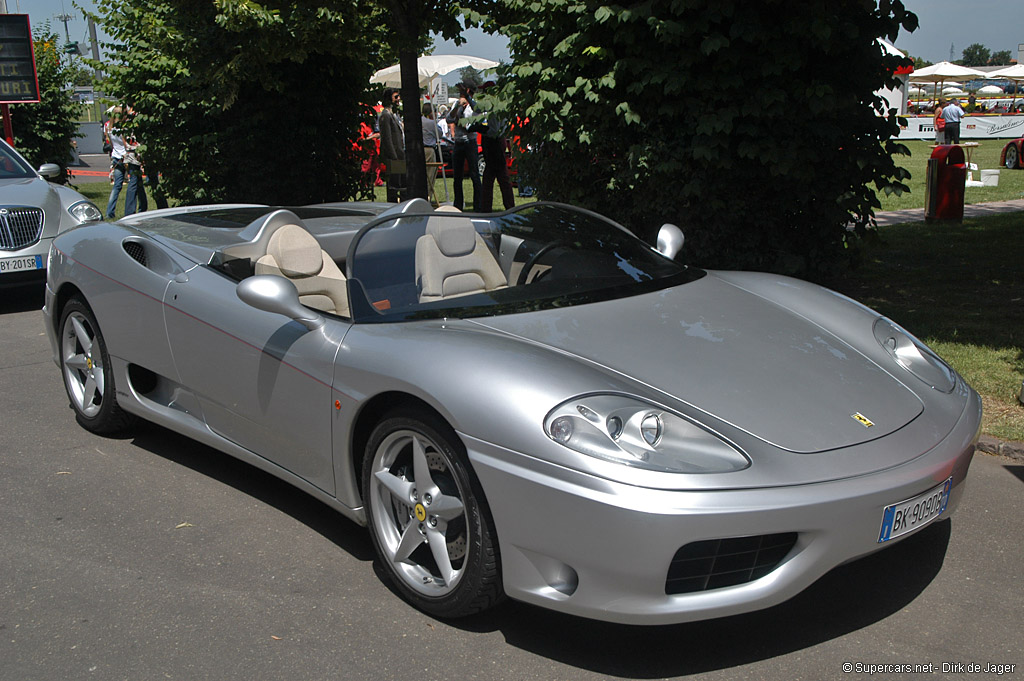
<box><xmin>475</xmin><ymin>0</ymin><xmax>917</xmax><ymax>278</ymax></box>
<box><xmin>960</xmin><ymin>43</ymin><xmax>990</xmax><ymax>66</ymax></box>
<box><xmin>91</xmin><ymin>0</ymin><xmax>390</xmax><ymax>206</ymax></box>
<box><xmin>11</xmin><ymin>26</ymin><xmax>81</xmax><ymax>183</ymax></box>
<box><xmin>989</xmin><ymin>50</ymin><xmax>1012</xmax><ymax>66</ymax></box>
<box><xmin>458</xmin><ymin>66</ymin><xmax>485</xmax><ymax>88</ymax></box>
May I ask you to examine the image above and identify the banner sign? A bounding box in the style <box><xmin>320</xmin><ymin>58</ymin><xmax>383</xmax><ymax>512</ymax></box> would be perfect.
<box><xmin>898</xmin><ymin>115</ymin><xmax>1024</xmax><ymax>140</ymax></box>
<box><xmin>0</xmin><ymin>15</ymin><xmax>40</xmax><ymax>104</ymax></box>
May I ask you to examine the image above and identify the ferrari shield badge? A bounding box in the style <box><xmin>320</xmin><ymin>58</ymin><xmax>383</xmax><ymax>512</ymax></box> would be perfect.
<box><xmin>852</xmin><ymin>413</ymin><xmax>875</xmax><ymax>428</ymax></box>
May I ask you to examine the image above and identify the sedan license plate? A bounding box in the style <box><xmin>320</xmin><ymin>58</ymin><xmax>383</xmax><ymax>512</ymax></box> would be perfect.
<box><xmin>0</xmin><ymin>254</ymin><xmax>44</xmax><ymax>274</ymax></box>
<box><xmin>878</xmin><ymin>478</ymin><xmax>952</xmax><ymax>543</ymax></box>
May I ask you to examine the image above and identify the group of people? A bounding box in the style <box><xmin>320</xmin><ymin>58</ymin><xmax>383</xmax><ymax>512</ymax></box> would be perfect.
<box><xmin>102</xmin><ymin>106</ymin><xmax>166</xmax><ymax>219</ymax></box>
<box><xmin>372</xmin><ymin>82</ymin><xmax>516</xmax><ymax>212</ymax></box>
<box><xmin>933</xmin><ymin>98</ymin><xmax>965</xmax><ymax>144</ymax></box>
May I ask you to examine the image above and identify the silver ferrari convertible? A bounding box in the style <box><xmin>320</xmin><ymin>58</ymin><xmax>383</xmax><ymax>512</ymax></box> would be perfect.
<box><xmin>43</xmin><ymin>199</ymin><xmax>981</xmax><ymax>625</ymax></box>
<box><xmin>0</xmin><ymin>139</ymin><xmax>102</xmax><ymax>287</ymax></box>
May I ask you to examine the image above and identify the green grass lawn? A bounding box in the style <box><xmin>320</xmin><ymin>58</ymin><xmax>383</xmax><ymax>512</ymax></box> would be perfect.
<box><xmin>834</xmin><ymin>213</ymin><xmax>1024</xmax><ymax>442</ymax></box>
<box><xmin>74</xmin><ymin>181</ymin><xmax>164</xmax><ymax>219</ymax></box>
<box><xmin>878</xmin><ymin>139</ymin><xmax>1024</xmax><ymax>211</ymax></box>
<box><xmin>369</xmin><ymin>177</ymin><xmax>536</xmax><ymax>210</ymax></box>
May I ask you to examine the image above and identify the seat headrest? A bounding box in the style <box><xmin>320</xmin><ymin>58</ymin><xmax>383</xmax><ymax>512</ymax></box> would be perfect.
<box><xmin>267</xmin><ymin>224</ymin><xmax>324</xmax><ymax>278</ymax></box>
<box><xmin>426</xmin><ymin>216</ymin><xmax>477</xmax><ymax>257</ymax></box>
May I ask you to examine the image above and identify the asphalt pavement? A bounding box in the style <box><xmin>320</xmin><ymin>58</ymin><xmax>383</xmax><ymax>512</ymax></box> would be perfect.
<box><xmin>1</xmin><ymin>286</ymin><xmax>1022</xmax><ymax>681</ymax></box>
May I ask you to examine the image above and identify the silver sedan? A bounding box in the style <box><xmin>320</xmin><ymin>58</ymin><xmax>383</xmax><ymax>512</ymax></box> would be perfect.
<box><xmin>43</xmin><ymin>199</ymin><xmax>980</xmax><ymax>624</ymax></box>
<box><xmin>0</xmin><ymin>139</ymin><xmax>101</xmax><ymax>286</ymax></box>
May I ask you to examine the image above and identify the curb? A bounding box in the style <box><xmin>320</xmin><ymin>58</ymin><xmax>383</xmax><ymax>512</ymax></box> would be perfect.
<box><xmin>977</xmin><ymin>435</ymin><xmax>1024</xmax><ymax>463</ymax></box>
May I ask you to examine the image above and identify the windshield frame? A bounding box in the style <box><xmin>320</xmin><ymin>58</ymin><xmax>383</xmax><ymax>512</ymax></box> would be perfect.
<box><xmin>345</xmin><ymin>201</ymin><xmax>704</xmax><ymax>324</ymax></box>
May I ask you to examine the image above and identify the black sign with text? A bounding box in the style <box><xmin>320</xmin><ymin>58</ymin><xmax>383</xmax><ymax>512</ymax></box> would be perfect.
<box><xmin>0</xmin><ymin>15</ymin><xmax>39</xmax><ymax>103</ymax></box>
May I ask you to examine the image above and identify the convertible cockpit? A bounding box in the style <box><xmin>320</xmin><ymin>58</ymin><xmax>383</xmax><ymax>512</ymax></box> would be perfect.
<box><xmin>213</xmin><ymin>200</ymin><xmax>700</xmax><ymax>324</ymax></box>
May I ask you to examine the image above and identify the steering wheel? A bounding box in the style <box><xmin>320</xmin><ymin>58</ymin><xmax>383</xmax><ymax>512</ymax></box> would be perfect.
<box><xmin>516</xmin><ymin>242</ymin><xmax>564</xmax><ymax>286</ymax></box>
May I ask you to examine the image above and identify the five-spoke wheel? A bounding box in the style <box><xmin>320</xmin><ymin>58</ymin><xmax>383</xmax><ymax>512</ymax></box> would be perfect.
<box><xmin>363</xmin><ymin>410</ymin><xmax>502</xmax><ymax>618</ymax></box>
<box><xmin>59</xmin><ymin>297</ymin><xmax>134</xmax><ymax>433</ymax></box>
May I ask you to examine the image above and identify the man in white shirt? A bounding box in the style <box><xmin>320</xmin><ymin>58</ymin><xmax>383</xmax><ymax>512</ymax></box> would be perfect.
<box><xmin>942</xmin><ymin>99</ymin><xmax>965</xmax><ymax>144</ymax></box>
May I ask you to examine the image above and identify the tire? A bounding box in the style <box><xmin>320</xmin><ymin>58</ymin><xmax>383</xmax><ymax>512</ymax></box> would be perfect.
<box><xmin>59</xmin><ymin>297</ymin><xmax>136</xmax><ymax>434</ymax></box>
<box><xmin>1005</xmin><ymin>144</ymin><xmax>1020</xmax><ymax>170</ymax></box>
<box><xmin>362</xmin><ymin>408</ymin><xmax>503</xmax><ymax>618</ymax></box>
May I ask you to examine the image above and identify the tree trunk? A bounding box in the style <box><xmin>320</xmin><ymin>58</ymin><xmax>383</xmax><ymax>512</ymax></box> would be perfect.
<box><xmin>399</xmin><ymin>48</ymin><xmax>427</xmax><ymax>200</ymax></box>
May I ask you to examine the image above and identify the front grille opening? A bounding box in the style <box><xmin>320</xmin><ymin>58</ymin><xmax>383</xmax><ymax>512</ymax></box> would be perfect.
<box><xmin>666</xmin><ymin>532</ymin><xmax>798</xmax><ymax>595</ymax></box>
<box><xmin>123</xmin><ymin>240</ymin><xmax>148</xmax><ymax>266</ymax></box>
<box><xmin>0</xmin><ymin>206</ymin><xmax>44</xmax><ymax>250</ymax></box>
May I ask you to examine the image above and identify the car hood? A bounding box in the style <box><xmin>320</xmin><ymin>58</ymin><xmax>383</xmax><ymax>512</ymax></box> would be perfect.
<box><xmin>470</xmin><ymin>273</ymin><xmax>924</xmax><ymax>453</ymax></box>
<box><xmin>0</xmin><ymin>177</ymin><xmax>58</xmax><ymax>214</ymax></box>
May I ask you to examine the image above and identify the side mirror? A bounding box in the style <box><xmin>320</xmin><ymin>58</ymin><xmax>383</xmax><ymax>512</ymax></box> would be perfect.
<box><xmin>237</xmin><ymin>275</ymin><xmax>324</xmax><ymax>331</ymax></box>
<box><xmin>38</xmin><ymin>163</ymin><xmax>61</xmax><ymax>179</ymax></box>
<box><xmin>656</xmin><ymin>223</ymin><xmax>684</xmax><ymax>259</ymax></box>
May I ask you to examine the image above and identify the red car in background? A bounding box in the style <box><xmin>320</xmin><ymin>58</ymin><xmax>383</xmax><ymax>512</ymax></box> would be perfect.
<box><xmin>1001</xmin><ymin>138</ymin><xmax>1023</xmax><ymax>169</ymax></box>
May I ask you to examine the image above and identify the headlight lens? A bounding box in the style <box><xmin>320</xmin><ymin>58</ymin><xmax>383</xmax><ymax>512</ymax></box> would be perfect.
<box><xmin>873</xmin><ymin>318</ymin><xmax>955</xmax><ymax>392</ymax></box>
<box><xmin>68</xmin><ymin>200</ymin><xmax>103</xmax><ymax>223</ymax></box>
<box><xmin>544</xmin><ymin>395</ymin><xmax>749</xmax><ymax>473</ymax></box>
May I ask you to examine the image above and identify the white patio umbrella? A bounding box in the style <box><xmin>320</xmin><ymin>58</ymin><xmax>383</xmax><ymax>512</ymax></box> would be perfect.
<box><xmin>370</xmin><ymin>54</ymin><xmax>499</xmax><ymax>88</ymax></box>
<box><xmin>987</xmin><ymin>64</ymin><xmax>1024</xmax><ymax>111</ymax></box>
<box><xmin>370</xmin><ymin>55</ymin><xmax>500</xmax><ymax>202</ymax></box>
<box><xmin>910</xmin><ymin>62</ymin><xmax>985</xmax><ymax>108</ymax></box>
<box><xmin>977</xmin><ymin>84</ymin><xmax>1004</xmax><ymax>94</ymax></box>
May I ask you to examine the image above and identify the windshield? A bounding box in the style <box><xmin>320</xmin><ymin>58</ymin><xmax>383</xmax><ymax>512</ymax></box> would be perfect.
<box><xmin>347</xmin><ymin>203</ymin><xmax>703</xmax><ymax>322</ymax></box>
<box><xmin>0</xmin><ymin>141</ymin><xmax>37</xmax><ymax>180</ymax></box>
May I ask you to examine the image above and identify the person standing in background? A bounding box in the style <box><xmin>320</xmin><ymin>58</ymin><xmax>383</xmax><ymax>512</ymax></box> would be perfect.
<box><xmin>932</xmin><ymin>99</ymin><xmax>946</xmax><ymax>144</ymax></box>
<box><xmin>104</xmin><ymin>107</ymin><xmax>128</xmax><ymax>219</ymax></box>
<box><xmin>421</xmin><ymin>103</ymin><xmax>441</xmax><ymax>207</ymax></box>
<box><xmin>446</xmin><ymin>84</ymin><xmax>482</xmax><ymax>212</ymax></box>
<box><xmin>378</xmin><ymin>88</ymin><xmax>405</xmax><ymax>203</ymax></box>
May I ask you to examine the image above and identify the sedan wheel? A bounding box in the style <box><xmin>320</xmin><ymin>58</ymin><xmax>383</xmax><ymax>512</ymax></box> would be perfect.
<box><xmin>1005</xmin><ymin>145</ymin><xmax>1019</xmax><ymax>170</ymax></box>
<box><xmin>363</xmin><ymin>410</ymin><xmax>502</xmax><ymax>618</ymax></box>
<box><xmin>60</xmin><ymin>298</ymin><xmax>134</xmax><ymax>433</ymax></box>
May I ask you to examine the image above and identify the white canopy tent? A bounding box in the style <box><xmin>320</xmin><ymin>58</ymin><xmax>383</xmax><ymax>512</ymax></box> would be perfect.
<box><xmin>370</xmin><ymin>55</ymin><xmax>499</xmax><ymax>203</ymax></box>
<box><xmin>909</xmin><ymin>61</ymin><xmax>985</xmax><ymax>109</ymax></box>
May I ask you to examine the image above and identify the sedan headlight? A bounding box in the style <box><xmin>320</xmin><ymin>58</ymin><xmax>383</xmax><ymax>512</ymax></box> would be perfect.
<box><xmin>873</xmin><ymin>318</ymin><xmax>955</xmax><ymax>393</ymax></box>
<box><xmin>544</xmin><ymin>395</ymin><xmax>749</xmax><ymax>473</ymax></box>
<box><xmin>68</xmin><ymin>200</ymin><xmax>103</xmax><ymax>223</ymax></box>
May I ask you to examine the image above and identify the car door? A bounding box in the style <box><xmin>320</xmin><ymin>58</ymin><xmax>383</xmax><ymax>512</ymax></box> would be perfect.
<box><xmin>163</xmin><ymin>265</ymin><xmax>347</xmax><ymax>495</ymax></box>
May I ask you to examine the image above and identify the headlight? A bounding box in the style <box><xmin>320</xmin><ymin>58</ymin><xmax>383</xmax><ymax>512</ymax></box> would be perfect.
<box><xmin>544</xmin><ymin>395</ymin><xmax>749</xmax><ymax>474</ymax></box>
<box><xmin>873</xmin><ymin>318</ymin><xmax>955</xmax><ymax>392</ymax></box>
<box><xmin>68</xmin><ymin>200</ymin><xmax>103</xmax><ymax>223</ymax></box>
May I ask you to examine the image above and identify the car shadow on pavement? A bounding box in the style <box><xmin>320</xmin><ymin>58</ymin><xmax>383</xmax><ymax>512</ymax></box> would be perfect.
<box><xmin>0</xmin><ymin>283</ymin><xmax>44</xmax><ymax>314</ymax></box>
<box><xmin>126</xmin><ymin>421</ymin><xmax>376</xmax><ymax>562</ymax></box>
<box><xmin>453</xmin><ymin>520</ymin><xmax>952</xmax><ymax>677</ymax></box>
<box><xmin>106</xmin><ymin>408</ymin><xmax>952</xmax><ymax>678</ymax></box>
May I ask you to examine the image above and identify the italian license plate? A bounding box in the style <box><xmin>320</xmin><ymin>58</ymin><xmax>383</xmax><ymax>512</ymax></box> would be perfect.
<box><xmin>878</xmin><ymin>478</ymin><xmax>952</xmax><ymax>543</ymax></box>
<box><xmin>0</xmin><ymin>254</ymin><xmax>44</xmax><ymax>274</ymax></box>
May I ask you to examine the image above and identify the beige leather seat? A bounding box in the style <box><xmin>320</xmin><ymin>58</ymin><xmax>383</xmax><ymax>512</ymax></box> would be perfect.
<box><xmin>255</xmin><ymin>224</ymin><xmax>350</xmax><ymax>317</ymax></box>
<box><xmin>415</xmin><ymin>214</ymin><xmax>507</xmax><ymax>302</ymax></box>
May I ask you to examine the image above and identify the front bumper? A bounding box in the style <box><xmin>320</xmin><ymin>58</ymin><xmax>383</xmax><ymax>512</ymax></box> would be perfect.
<box><xmin>0</xmin><ymin>237</ymin><xmax>51</xmax><ymax>288</ymax></box>
<box><xmin>466</xmin><ymin>388</ymin><xmax>980</xmax><ymax>625</ymax></box>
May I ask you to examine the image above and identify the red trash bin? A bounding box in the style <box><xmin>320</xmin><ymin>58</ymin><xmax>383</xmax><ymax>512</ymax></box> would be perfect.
<box><xmin>924</xmin><ymin>145</ymin><xmax>966</xmax><ymax>222</ymax></box>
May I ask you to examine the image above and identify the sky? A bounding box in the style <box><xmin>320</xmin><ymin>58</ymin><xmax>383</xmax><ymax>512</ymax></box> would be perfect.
<box><xmin>20</xmin><ymin>0</ymin><xmax>1024</xmax><ymax>67</ymax></box>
